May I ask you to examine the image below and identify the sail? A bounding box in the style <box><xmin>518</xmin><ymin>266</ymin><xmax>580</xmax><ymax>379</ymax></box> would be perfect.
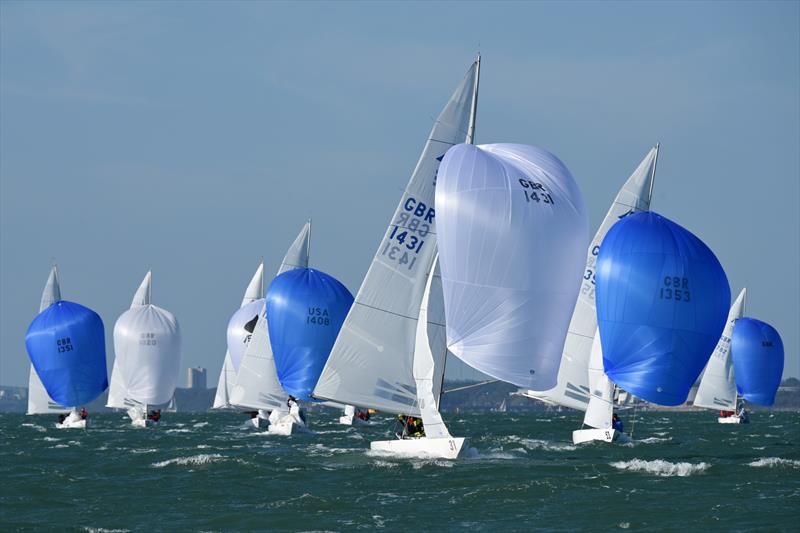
<box><xmin>413</xmin><ymin>256</ymin><xmax>451</xmax><ymax>439</ymax></box>
<box><xmin>694</xmin><ymin>288</ymin><xmax>747</xmax><ymax>410</ymax></box>
<box><xmin>131</xmin><ymin>271</ymin><xmax>152</xmax><ymax>306</ymax></box>
<box><xmin>226</xmin><ymin>299</ymin><xmax>265</xmax><ymax>372</ymax></box>
<box><xmin>112</xmin><ymin>272</ymin><xmax>181</xmax><ymax>406</ymax></box>
<box><xmin>28</xmin><ymin>266</ymin><xmax>71</xmax><ymax>414</ymax></box>
<box><xmin>582</xmin><ymin>373</ymin><xmax>615</xmax><ymax>430</ymax></box>
<box><xmin>532</xmin><ymin>146</ymin><xmax>658</xmax><ymax>408</ymax></box>
<box><xmin>596</xmin><ymin>211</ymin><xmax>730</xmax><ymax>406</ymax></box>
<box><xmin>26</xmin><ymin>301</ymin><xmax>108</xmax><ymax>407</ymax></box>
<box><xmin>732</xmin><ymin>317</ymin><xmax>784</xmax><ymax>406</ymax></box>
<box><xmin>268</xmin><ymin>268</ymin><xmax>354</xmax><ymax>402</ymax></box>
<box><xmin>106</xmin><ymin>358</ymin><xmax>127</xmax><ymax>409</ymax></box>
<box><xmin>230</xmin><ymin>222</ymin><xmax>312</xmax><ymax>410</ymax></box>
<box><xmin>436</xmin><ymin>143</ymin><xmax>589</xmax><ymax>390</ymax></box>
<box><xmin>313</xmin><ymin>58</ymin><xmax>479</xmax><ymax>415</ymax></box>
<box><xmin>212</xmin><ymin>262</ymin><xmax>264</xmax><ymax>409</ymax></box>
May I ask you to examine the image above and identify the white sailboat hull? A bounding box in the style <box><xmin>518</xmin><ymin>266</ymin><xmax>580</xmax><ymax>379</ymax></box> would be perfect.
<box><xmin>131</xmin><ymin>418</ymin><xmax>156</xmax><ymax>428</ymax></box>
<box><xmin>56</xmin><ymin>418</ymin><xmax>86</xmax><ymax>429</ymax></box>
<box><xmin>718</xmin><ymin>415</ymin><xmax>748</xmax><ymax>424</ymax></box>
<box><xmin>572</xmin><ymin>428</ymin><xmax>631</xmax><ymax>445</ymax></box>
<box><xmin>338</xmin><ymin>415</ymin><xmax>374</xmax><ymax>426</ymax></box>
<box><xmin>370</xmin><ymin>437</ymin><xmax>467</xmax><ymax>459</ymax></box>
<box><xmin>250</xmin><ymin>416</ymin><xmax>269</xmax><ymax>428</ymax></box>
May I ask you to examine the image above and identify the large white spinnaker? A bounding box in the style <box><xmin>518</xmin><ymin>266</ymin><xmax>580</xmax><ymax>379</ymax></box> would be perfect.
<box><xmin>436</xmin><ymin>143</ymin><xmax>589</xmax><ymax>390</ymax></box>
<box><xmin>520</xmin><ymin>145</ymin><xmax>659</xmax><ymax>408</ymax></box>
<box><xmin>109</xmin><ymin>272</ymin><xmax>181</xmax><ymax>411</ymax></box>
<box><xmin>27</xmin><ymin>266</ymin><xmax>70</xmax><ymax>415</ymax></box>
<box><xmin>212</xmin><ymin>262</ymin><xmax>264</xmax><ymax>409</ymax></box>
<box><xmin>693</xmin><ymin>288</ymin><xmax>747</xmax><ymax>411</ymax></box>
<box><xmin>313</xmin><ymin>57</ymin><xmax>480</xmax><ymax>416</ymax></box>
<box><xmin>229</xmin><ymin>221</ymin><xmax>311</xmax><ymax>411</ymax></box>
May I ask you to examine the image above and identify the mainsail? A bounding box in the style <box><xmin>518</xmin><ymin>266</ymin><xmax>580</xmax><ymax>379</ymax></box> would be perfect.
<box><xmin>229</xmin><ymin>221</ymin><xmax>311</xmax><ymax>410</ymax></box>
<box><xmin>313</xmin><ymin>57</ymin><xmax>480</xmax><ymax>416</ymax></box>
<box><xmin>212</xmin><ymin>262</ymin><xmax>265</xmax><ymax>409</ymax></box>
<box><xmin>694</xmin><ymin>288</ymin><xmax>747</xmax><ymax>411</ymax></box>
<box><xmin>27</xmin><ymin>266</ymin><xmax>70</xmax><ymax>415</ymax></box>
<box><xmin>525</xmin><ymin>145</ymin><xmax>658</xmax><ymax>408</ymax></box>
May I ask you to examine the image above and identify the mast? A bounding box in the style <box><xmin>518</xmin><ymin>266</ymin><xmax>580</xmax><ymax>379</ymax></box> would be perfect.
<box><xmin>648</xmin><ymin>142</ymin><xmax>659</xmax><ymax>206</ymax></box>
<box><xmin>466</xmin><ymin>54</ymin><xmax>480</xmax><ymax>145</ymax></box>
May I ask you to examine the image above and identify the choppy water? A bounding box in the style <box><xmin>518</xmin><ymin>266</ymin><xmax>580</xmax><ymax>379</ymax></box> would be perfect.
<box><xmin>1</xmin><ymin>410</ymin><xmax>797</xmax><ymax>532</ymax></box>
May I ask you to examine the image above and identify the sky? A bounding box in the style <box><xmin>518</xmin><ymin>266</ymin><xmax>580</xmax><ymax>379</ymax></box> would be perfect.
<box><xmin>1</xmin><ymin>1</ymin><xmax>798</xmax><ymax>388</ymax></box>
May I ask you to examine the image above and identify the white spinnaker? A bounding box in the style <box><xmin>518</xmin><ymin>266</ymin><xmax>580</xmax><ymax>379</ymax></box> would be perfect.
<box><xmin>436</xmin><ymin>143</ymin><xmax>589</xmax><ymax>390</ymax></box>
<box><xmin>313</xmin><ymin>58</ymin><xmax>479</xmax><ymax>416</ymax></box>
<box><xmin>526</xmin><ymin>146</ymin><xmax>658</xmax><ymax>408</ymax></box>
<box><xmin>693</xmin><ymin>288</ymin><xmax>747</xmax><ymax>411</ymax></box>
<box><xmin>582</xmin><ymin>373</ymin><xmax>615</xmax><ymax>429</ymax></box>
<box><xmin>213</xmin><ymin>262</ymin><xmax>264</xmax><ymax>409</ymax></box>
<box><xmin>230</xmin><ymin>222</ymin><xmax>311</xmax><ymax>410</ymax></box>
<box><xmin>413</xmin><ymin>257</ymin><xmax>451</xmax><ymax>439</ymax></box>
<box><xmin>111</xmin><ymin>272</ymin><xmax>182</xmax><ymax>406</ymax></box>
<box><xmin>28</xmin><ymin>266</ymin><xmax>70</xmax><ymax>415</ymax></box>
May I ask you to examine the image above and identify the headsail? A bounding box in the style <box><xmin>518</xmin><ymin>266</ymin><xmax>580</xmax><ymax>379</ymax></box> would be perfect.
<box><xmin>527</xmin><ymin>145</ymin><xmax>658</xmax><ymax>409</ymax></box>
<box><xmin>213</xmin><ymin>261</ymin><xmax>264</xmax><ymax>409</ymax></box>
<box><xmin>313</xmin><ymin>57</ymin><xmax>480</xmax><ymax>416</ymax></box>
<box><xmin>230</xmin><ymin>222</ymin><xmax>311</xmax><ymax>410</ymax></box>
<box><xmin>131</xmin><ymin>271</ymin><xmax>152</xmax><ymax>307</ymax></box>
<box><xmin>436</xmin><ymin>143</ymin><xmax>589</xmax><ymax>390</ymax></box>
<box><xmin>28</xmin><ymin>266</ymin><xmax>71</xmax><ymax>415</ymax></box>
<box><xmin>694</xmin><ymin>288</ymin><xmax>747</xmax><ymax>411</ymax></box>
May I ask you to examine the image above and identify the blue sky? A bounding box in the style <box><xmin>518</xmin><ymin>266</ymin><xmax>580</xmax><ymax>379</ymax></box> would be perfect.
<box><xmin>1</xmin><ymin>1</ymin><xmax>798</xmax><ymax>386</ymax></box>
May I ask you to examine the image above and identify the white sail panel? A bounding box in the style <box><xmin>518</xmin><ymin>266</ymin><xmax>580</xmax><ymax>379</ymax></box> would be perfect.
<box><xmin>531</xmin><ymin>146</ymin><xmax>658</xmax><ymax>408</ymax></box>
<box><xmin>242</xmin><ymin>262</ymin><xmax>264</xmax><ymax>305</ymax></box>
<box><xmin>694</xmin><ymin>288</ymin><xmax>746</xmax><ymax>411</ymax></box>
<box><xmin>583</xmin><ymin>373</ymin><xmax>615</xmax><ymax>429</ymax></box>
<box><xmin>131</xmin><ymin>271</ymin><xmax>152</xmax><ymax>307</ymax></box>
<box><xmin>230</xmin><ymin>222</ymin><xmax>311</xmax><ymax>410</ymax></box>
<box><xmin>436</xmin><ymin>143</ymin><xmax>589</xmax><ymax>390</ymax></box>
<box><xmin>313</xmin><ymin>58</ymin><xmax>479</xmax><ymax>415</ymax></box>
<box><xmin>105</xmin><ymin>358</ymin><xmax>127</xmax><ymax>409</ymax></box>
<box><xmin>413</xmin><ymin>257</ymin><xmax>451</xmax><ymax>439</ymax></box>
<box><xmin>28</xmin><ymin>266</ymin><xmax>69</xmax><ymax>415</ymax></box>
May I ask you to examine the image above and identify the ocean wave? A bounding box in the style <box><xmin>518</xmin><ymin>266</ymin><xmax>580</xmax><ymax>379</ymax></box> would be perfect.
<box><xmin>131</xmin><ymin>448</ymin><xmax>158</xmax><ymax>454</ymax></box>
<box><xmin>610</xmin><ymin>459</ymin><xmax>710</xmax><ymax>477</ymax></box>
<box><xmin>151</xmin><ymin>454</ymin><xmax>227</xmax><ymax>468</ymax></box>
<box><xmin>637</xmin><ymin>436</ymin><xmax>672</xmax><ymax>444</ymax></box>
<box><xmin>506</xmin><ymin>436</ymin><xmax>576</xmax><ymax>451</ymax></box>
<box><xmin>748</xmin><ymin>457</ymin><xmax>800</xmax><ymax>469</ymax></box>
<box><xmin>22</xmin><ymin>423</ymin><xmax>47</xmax><ymax>433</ymax></box>
<box><xmin>43</xmin><ymin>436</ymin><xmax>60</xmax><ymax>442</ymax></box>
<box><xmin>192</xmin><ymin>422</ymin><xmax>209</xmax><ymax>428</ymax></box>
<box><xmin>165</xmin><ymin>428</ymin><xmax>192</xmax><ymax>434</ymax></box>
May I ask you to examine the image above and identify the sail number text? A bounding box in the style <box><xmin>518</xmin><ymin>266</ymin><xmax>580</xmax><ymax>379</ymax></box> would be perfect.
<box><xmin>381</xmin><ymin>197</ymin><xmax>433</xmax><ymax>271</ymax></box>
<box><xmin>56</xmin><ymin>337</ymin><xmax>73</xmax><ymax>353</ymax></box>
<box><xmin>660</xmin><ymin>276</ymin><xmax>691</xmax><ymax>302</ymax></box>
<box><xmin>307</xmin><ymin>307</ymin><xmax>331</xmax><ymax>326</ymax></box>
<box><xmin>139</xmin><ymin>332</ymin><xmax>158</xmax><ymax>346</ymax></box>
<box><xmin>518</xmin><ymin>178</ymin><xmax>555</xmax><ymax>205</ymax></box>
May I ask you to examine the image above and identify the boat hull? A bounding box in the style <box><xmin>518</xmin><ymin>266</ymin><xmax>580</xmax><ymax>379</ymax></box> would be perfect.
<box><xmin>370</xmin><ymin>437</ymin><xmax>467</xmax><ymax>459</ymax></box>
<box><xmin>718</xmin><ymin>415</ymin><xmax>748</xmax><ymax>424</ymax></box>
<box><xmin>339</xmin><ymin>415</ymin><xmax>374</xmax><ymax>426</ymax></box>
<box><xmin>131</xmin><ymin>418</ymin><xmax>156</xmax><ymax>428</ymax></box>
<box><xmin>250</xmin><ymin>416</ymin><xmax>269</xmax><ymax>429</ymax></box>
<box><xmin>56</xmin><ymin>419</ymin><xmax>86</xmax><ymax>429</ymax></box>
<box><xmin>572</xmin><ymin>428</ymin><xmax>631</xmax><ymax>445</ymax></box>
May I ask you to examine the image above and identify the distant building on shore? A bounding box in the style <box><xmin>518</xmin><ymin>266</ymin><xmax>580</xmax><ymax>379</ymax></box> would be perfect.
<box><xmin>186</xmin><ymin>367</ymin><xmax>207</xmax><ymax>390</ymax></box>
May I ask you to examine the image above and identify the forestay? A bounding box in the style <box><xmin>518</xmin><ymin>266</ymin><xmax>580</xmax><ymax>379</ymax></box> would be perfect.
<box><xmin>530</xmin><ymin>146</ymin><xmax>658</xmax><ymax>409</ymax></box>
<box><xmin>230</xmin><ymin>221</ymin><xmax>311</xmax><ymax>411</ymax></box>
<box><xmin>694</xmin><ymin>288</ymin><xmax>747</xmax><ymax>411</ymax></box>
<box><xmin>213</xmin><ymin>262</ymin><xmax>264</xmax><ymax>409</ymax></box>
<box><xmin>28</xmin><ymin>267</ymin><xmax>70</xmax><ymax>415</ymax></box>
<box><xmin>313</xmin><ymin>58</ymin><xmax>479</xmax><ymax>416</ymax></box>
<box><xmin>111</xmin><ymin>272</ymin><xmax>181</xmax><ymax>406</ymax></box>
<box><xmin>436</xmin><ymin>143</ymin><xmax>589</xmax><ymax>390</ymax></box>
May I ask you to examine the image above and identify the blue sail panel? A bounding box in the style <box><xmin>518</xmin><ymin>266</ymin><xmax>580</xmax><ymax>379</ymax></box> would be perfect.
<box><xmin>732</xmin><ymin>318</ymin><xmax>784</xmax><ymax>406</ymax></box>
<box><xmin>267</xmin><ymin>268</ymin><xmax>353</xmax><ymax>402</ymax></box>
<box><xmin>25</xmin><ymin>301</ymin><xmax>108</xmax><ymax>407</ymax></box>
<box><xmin>595</xmin><ymin>211</ymin><xmax>730</xmax><ymax>406</ymax></box>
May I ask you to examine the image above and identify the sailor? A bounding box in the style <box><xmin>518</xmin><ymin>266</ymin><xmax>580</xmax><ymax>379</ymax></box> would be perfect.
<box><xmin>148</xmin><ymin>409</ymin><xmax>161</xmax><ymax>422</ymax></box>
<box><xmin>355</xmin><ymin>409</ymin><xmax>370</xmax><ymax>421</ymax></box>
<box><xmin>611</xmin><ymin>413</ymin><xmax>624</xmax><ymax>433</ymax></box>
<box><xmin>287</xmin><ymin>396</ymin><xmax>306</xmax><ymax>425</ymax></box>
<box><xmin>79</xmin><ymin>407</ymin><xmax>88</xmax><ymax>420</ymax></box>
<box><xmin>408</xmin><ymin>416</ymin><xmax>425</xmax><ymax>438</ymax></box>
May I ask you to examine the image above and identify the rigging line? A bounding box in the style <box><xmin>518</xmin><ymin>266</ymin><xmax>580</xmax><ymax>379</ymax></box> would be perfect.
<box><xmin>442</xmin><ymin>379</ymin><xmax>498</xmax><ymax>395</ymax></box>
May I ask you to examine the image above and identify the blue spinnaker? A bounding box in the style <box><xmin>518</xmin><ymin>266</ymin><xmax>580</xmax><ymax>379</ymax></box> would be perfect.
<box><xmin>732</xmin><ymin>318</ymin><xmax>784</xmax><ymax>406</ymax></box>
<box><xmin>26</xmin><ymin>301</ymin><xmax>108</xmax><ymax>407</ymax></box>
<box><xmin>267</xmin><ymin>268</ymin><xmax>353</xmax><ymax>401</ymax></box>
<box><xmin>595</xmin><ymin>211</ymin><xmax>730</xmax><ymax>406</ymax></box>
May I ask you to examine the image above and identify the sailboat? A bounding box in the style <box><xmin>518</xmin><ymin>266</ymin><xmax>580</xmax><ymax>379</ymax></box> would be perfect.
<box><xmin>26</xmin><ymin>266</ymin><xmax>72</xmax><ymax>421</ymax></box>
<box><xmin>694</xmin><ymin>289</ymin><xmax>748</xmax><ymax>423</ymax></box>
<box><xmin>212</xmin><ymin>261</ymin><xmax>265</xmax><ymax>410</ymax></box>
<box><xmin>108</xmin><ymin>271</ymin><xmax>181</xmax><ymax>428</ymax></box>
<box><xmin>518</xmin><ymin>145</ymin><xmax>659</xmax><ymax>410</ymax></box>
<box><xmin>729</xmin><ymin>316</ymin><xmax>784</xmax><ymax>421</ymax></box>
<box><xmin>25</xmin><ymin>266</ymin><xmax>108</xmax><ymax>429</ymax></box>
<box><xmin>313</xmin><ymin>56</ymin><xmax>480</xmax><ymax>457</ymax></box>
<box><xmin>576</xmin><ymin>211</ymin><xmax>730</xmax><ymax>444</ymax></box>
<box><xmin>229</xmin><ymin>221</ymin><xmax>311</xmax><ymax>431</ymax></box>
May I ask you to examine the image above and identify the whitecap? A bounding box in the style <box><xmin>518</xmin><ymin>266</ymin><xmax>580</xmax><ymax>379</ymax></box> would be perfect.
<box><xmin>193</xmin><ymin>422</ymin><xmax>209</xmax><ymax>428</ymax></box>
<box><xmin>151</xmin><ymin>454</ymin><xmax>226</xmax><ymax>468</ymax></box>
<box><xmin>131</xmin><ymin>448</ymin><xmax>158</xmax><ymax>454</ymax></box>
<box><xmin>747</xmin><ymin>457</ymin><xmax>800</xmax><ymax>469</ymax></box>
<box><xmin>22</xmin><ymin>423</ymin><xmax>47</xmax><ymax>433</ymax></box>
<box><xmin>610</xmin><ymin>459</ymin><xmax>710</xmax><ymax>477</ymax></box>
<box><xmin>507</xmin><ymin>435</ymin><xmax>576</xmax><ymax>451</ymax></box>
<box><xmin>165</xmin><ymin>428</ymin><xmax>191</xmax><ymax>434</ymax></box>
<box><xmin>43</xmin><ymin>436</ymin><xmax>60</xmax><ymax>442</ymax></box>
<box><xmin>637</xmin><ymin>436</ymin><xmax>672</xmax><ymax>444</ymax></box>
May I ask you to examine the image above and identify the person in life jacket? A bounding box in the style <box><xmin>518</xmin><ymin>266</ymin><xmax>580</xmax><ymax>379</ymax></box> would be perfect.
<box><xmin>720</xmin><ymin>410</ymin><xmax>734</xmax><ymax>418</ymax></box>
<box><xmin>79</xmin><ymin>407</ymin><xmax>88</xmax><ymax>420</ymax></box>
<box><xmin>147</xmin><ymin>409</ymin><xmax>161</xmax><ymax>422</ymax></box>
<box><xmin>58</xmin><ymin>413</ymin><xmax>67</xmax><ymax>424</ymax></box>
<box><xmin>611</xmin><ymin>413</ymin><xmax>624</xmax><ymax>433</ymax></box>
<box><xmin>396</xmin><ymin>414</ymin><xmax>409</xmax><ymax>439</ymax></box>
<box><xmin>407</xmin><ymin>416</ymin><xmax>425</xmax><ymax>438</ymax></box>
<box><xmin>355</xmin><ymin>409</ymin><xmax>370</xmax><ymax>421</ymax></box>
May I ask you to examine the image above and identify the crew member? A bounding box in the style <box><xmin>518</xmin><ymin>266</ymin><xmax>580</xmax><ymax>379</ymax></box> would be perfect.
<box><xmin>611</xmin><ymin>413</ymin><xmax>624</xmax><ymax>433</ymax></box>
